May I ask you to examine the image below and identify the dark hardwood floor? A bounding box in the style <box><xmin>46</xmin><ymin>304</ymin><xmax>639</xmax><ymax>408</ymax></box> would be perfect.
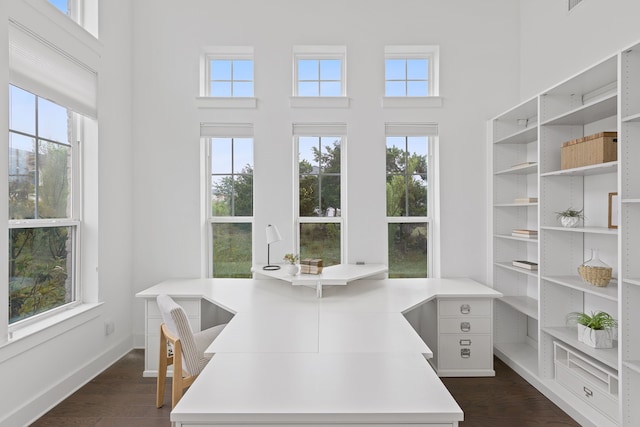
<box><xmin>32</xmin><ymin>349</ymin><xmax>579</xmax><ymax>426</ymax></box>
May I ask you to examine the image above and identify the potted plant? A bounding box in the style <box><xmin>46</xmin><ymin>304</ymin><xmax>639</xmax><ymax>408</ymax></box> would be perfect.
<box><xmin>283</xmin><ymin>253</ymin><xmax>299</xmax><ymax>275</ymax></box>
<box><xmin>556</xmin><ymin>207</ymin><xmax>585</xmax><ymax>228</ymax></box>
<box><xmin>566</xmin><ymin>311</ymin><xmax>617</xmax><ymax>348</ymax></box>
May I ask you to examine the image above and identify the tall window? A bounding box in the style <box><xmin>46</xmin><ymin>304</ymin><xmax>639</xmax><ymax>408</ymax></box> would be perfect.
<box><xmin>295</xmin><ymin>124</ymin><xmax>345</xmax><ymax>266</ymax></box>
<box><xmin>8</xmin><ymin>85</ymin><xmax>79</xmax><ymax>324</ymax></box>
<box><xmin>386</xmin><ymin>124</ymin><xmax>436</xmax><ymax>278</ymax></box>
<box><xmin>293</xmin><ymin>46</ymin><xmax>346</xmax><ymax>97</ymax></box>
<box><xmin>208</xmin><ymin>59</ymin><xmax>254</xmax><ymax>97</ymax></box>
<box><xmin>385</xmin><ymin>46</ymin><xmax>439</xmax><ymax>97</ymax></box>
<box><xmin>206</xmin><ymin>131</ymin><xmax>254</xmax><ymax>278</ymax></box>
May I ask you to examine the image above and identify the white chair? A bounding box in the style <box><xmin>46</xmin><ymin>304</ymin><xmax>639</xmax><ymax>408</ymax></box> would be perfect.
<box><xmin>156</xmin><ymin>294</ymin><xmax>226</xmax><ymax>408</ymax></box>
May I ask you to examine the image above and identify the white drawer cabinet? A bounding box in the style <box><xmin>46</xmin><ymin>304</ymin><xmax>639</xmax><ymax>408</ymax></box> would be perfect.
<box><xmin>431</xmin><ymin>298</ymin><xmax>495</xmax><ymax>377</ymax></box>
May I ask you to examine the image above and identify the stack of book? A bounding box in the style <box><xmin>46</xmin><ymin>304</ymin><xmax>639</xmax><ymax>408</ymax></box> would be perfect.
<box><xmin>514</xmin><ymin>197</ymin><xmax>538</xmax><ymax>204</ymax></box>
<box><xmin>512</xmin><ymin>229</ymin><xmax>537</xmax><ymax>239</ymax></box>
<box><xmin>512</xmin><ymin>260</ymin><xmax>538</xmax><ymax>271</ymax></box>
<box><xmin>300</xmin><ymin>258</ymin><xmax>323</xmax><ymax>274</ymax></box>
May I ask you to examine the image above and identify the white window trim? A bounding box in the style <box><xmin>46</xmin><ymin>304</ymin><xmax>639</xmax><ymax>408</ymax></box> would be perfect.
<box><xmin>292</xmin><ymin>45</ymin><xmax>348</xmax><ymax>103</ymax></box>
<box><xmin>384</xmin><ymin>132</ymin><xmax>438</xmax><ymax>278</ymax></box>
<box><xmin>293</xmin><ymin>128</ymin><xmax>347</xmax><ymax>264</ymax></box>
<box><xmin>383</xmin><ymin>45</ymin><xmax>441</xmax><ymax>108</ymax></box>
<box><xmin>199</xmin><ymin>46</ymin><xmax>256</xmax><ymax>105</ymax></box>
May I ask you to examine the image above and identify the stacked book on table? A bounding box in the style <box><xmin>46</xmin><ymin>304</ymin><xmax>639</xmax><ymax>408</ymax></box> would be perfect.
<box><xmin>512</xmin><ymin>229</ymin><xmax>537</xmax><ymax>239</ymax></box>
<box><xmin>300</xmin><ymin>258</ymin><xmax>323</xmax><ymax>274</ymax></box>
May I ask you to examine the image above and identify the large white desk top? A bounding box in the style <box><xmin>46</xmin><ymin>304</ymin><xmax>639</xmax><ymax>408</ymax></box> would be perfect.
<box><xmin>136</xmin><ymin>277</ymin><xmax>502</xmax><ymax>426</ymax></box>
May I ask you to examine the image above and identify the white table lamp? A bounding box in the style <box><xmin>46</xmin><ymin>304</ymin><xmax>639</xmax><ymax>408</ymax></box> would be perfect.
<box><xmin>264</xmin><ymin>224</ymin><xmax>282</xmax><ymax>270</ymax></box>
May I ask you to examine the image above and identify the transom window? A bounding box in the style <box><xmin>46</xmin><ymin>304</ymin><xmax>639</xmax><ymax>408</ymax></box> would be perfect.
<box><xmin>206</xmin><ymin>133</ymin><xmax>254</xmax><ymax>278</ymax></box>
<box><xmin>8</xmin><ymin>85</ymin><xmax>80</xmax><ymax>324</ymax></box>
<box><xmin>385</xmin><ymin>46</ymin><xmax>439</xmax><ymax>97</ymax></box>
<box><xmin>385</xmin><ymin>125</ymin><xmax>437</xmax><ymax>278</ymax></box>
<box><xmin>208</xmin><ymin>59</ymin><xmax>254</xmax><ymax>97</ymax></box>
<box><xmin>293</xmin><ymin>46</ymin><xmax>346</xmax><ymax>97</ymax></box>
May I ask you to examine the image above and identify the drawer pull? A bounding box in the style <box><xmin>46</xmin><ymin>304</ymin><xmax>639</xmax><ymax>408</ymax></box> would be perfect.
<box><xmin>459</xmin><ymin>339</ymin><xmax>472</xmax><ymax>346</ymax></box>
<box><xmin>461</xmin><ymin>348</ymin><xmax>471</xmax><ymax>358</ymax></box>
<box><xmin>460</xmin><ymin>304</ymin><xmax>471</xmax><ymax>314</ymax></box>
<box><xmin>583</xmin><ymin>386</ymin><xmax>593</xmax><ymax>398</ymax></box>
<box><xmin>460</xmin><ymin>322</ymin><xmax>471</xmax><ymax>332</ymax></box>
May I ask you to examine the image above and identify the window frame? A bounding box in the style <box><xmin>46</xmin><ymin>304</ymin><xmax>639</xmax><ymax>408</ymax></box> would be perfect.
<box><xmin>292</xmin><ymin>46</ymin><xmax>347</xmax><ymax>97</ymax></box>
<box><xmin>293</xmin><ymin>131</ymin><xmax>346</xmax><ymax>266</ymax></box>
<box><xmin>205</xmin><ymin>135</ymin><xmax>255</xmax><ymax>278</ymax></box>
<box><xmin>385</xmin><ymin>133</ymin><xmax>436</xmax><ymax>278</ymax></box>
<box><xmin>384</xmin><ymin>45</ymin><xmax>439</xmax><ymax>97</ymax></box>
<box><xmin>201</xmin><ymin>47</ymin><xmax>255</xmax><ymax>98</ymax></box>
<box><xmin>8</xmin><ymin>85</ymin><xmax>83</xmax><ymax>330</ymax></box>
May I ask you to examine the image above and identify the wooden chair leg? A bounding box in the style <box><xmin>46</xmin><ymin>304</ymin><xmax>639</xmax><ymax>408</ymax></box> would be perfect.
<box><xmin>172</xmin><ymin>340</ymin><xmax>184</xmax><ymax>408</ymax></box>
<box><xmin>157</xmin><ymin>325</ymin><xmax>171</xmax><ymax>408</ymax></box>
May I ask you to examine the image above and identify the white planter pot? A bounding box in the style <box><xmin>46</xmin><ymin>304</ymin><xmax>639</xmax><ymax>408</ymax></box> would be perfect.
<box><xmin>284</xmin><ymin>264</ymin><xmax>299</xmax><ymax>276</ymax></box>
<box><xmin>578</xmin><ymin>324</ymin><xmax>614</xmax><ymax>348</ymax></box>
<box><xmin>560</xmin><ymin>216</ymin><xmax>580</xmax><ymax>228</ymax></box>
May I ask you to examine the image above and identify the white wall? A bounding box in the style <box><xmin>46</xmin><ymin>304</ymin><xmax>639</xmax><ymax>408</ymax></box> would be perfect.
<box><xmin>519</xmin><ymin>0</ymin><xmax>640</xmax><ymax>99</ymax></box>
<box><xmin>0</xmin><ymin>1</ymin><xmax>134</xmax><ymax>425</ymax></box>
<box><xmin>131</xmin><ymin>0</ymin><xmax>521</xmax><ymax>342</ymax></box>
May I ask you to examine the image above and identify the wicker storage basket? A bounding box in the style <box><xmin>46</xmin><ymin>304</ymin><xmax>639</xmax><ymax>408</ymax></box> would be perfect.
<box><xmin>561</xmin><ymin>132</ymin><xmax>617</xmax><ymax>170</ymax></box>
<box><xmin>578</xmin><ymin>265</ymin><xmax>612</xmax><ymax>287</ymax></box>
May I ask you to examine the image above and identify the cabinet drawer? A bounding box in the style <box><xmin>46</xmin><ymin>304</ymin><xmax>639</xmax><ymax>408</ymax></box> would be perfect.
<box><xmin>439</xmin><ymin>299</ymin><xmax>491</xmax><ymax>317</ymax></box>
<box><xmin>439</xmin><ymin>317</ymin><xmax>491</xmax><ymax>334</ymax></box>
<box><xmin>438</xmin><ymin>334</ymin><xmax>492</xmax><ymax>370</ymax></box>
<box><xmin>555</xmin><ymin>362</ymin><xmax>618</xmax><ymax>421</ymax></box>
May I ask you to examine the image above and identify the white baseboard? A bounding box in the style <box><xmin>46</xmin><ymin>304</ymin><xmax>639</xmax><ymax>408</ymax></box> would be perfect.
<box><xmin>0</xmin><ymin>336</ymin><xmax>133</xmax><ymax>427</ymax></box>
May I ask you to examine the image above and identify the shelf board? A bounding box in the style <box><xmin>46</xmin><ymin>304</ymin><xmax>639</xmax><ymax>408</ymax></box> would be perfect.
<box><xmin>495</xmin><ymin>163</ymin><xmax>538</xmax><ymax>175</ymax></box>
<box><xmin>542</xmin><ymin>326</ymin><xmax>618</xmax><ymax>369</ymax></box>
<box><xmin>541</xmin><ymin>93</ymin><xmax>617</xmax><ymax>126</ymax></box>
<box><xmin>496</xmin><ymin>262</ymin><xmax>539</xmax><ymax>278</ymax></box>
<box><xmin>540</xmin><ymin>161</ymin><xmax>618</xmax><ymax>177</ymax></box>
<box><xmin>542</xmin><ymin>275</ymin><xmax>618</xmax><ymax>301</ymax></box>
<box><xmin>622</xmin><ymin>112</ymin><xmax>640</xmax><ymax>123</ymax></box>
<box><xmin>494</xmin><ymin>202</ymin><xmax>538</xmax><ymax>207</ymax></box>
<box><xmin>623</xmin><ymin>277</ymin><xmax>640</xmax><ymax>286</ymax></box>
<box><xmin>494</xmin><ymin>126</ymin><xmax>537</xmax><ymax>145</ymax></box>
<box><xmin>623</xmin><ymin>360</ymin><xmax>640</xmax><ymax>375</ymax></box>
<box><xmin>622</xmin><ymin>198</ymin><xmax>640</xmax><ymax>204</ymax></box>
<box><xmin>540</xmin><ymin>225</ymin><xmax>618</xmax><ymax>235</ymax></box>
<box><xmin>498</xmin><ymin>296</ymin><xmax>538</xmax><ymax>319</ymax></box>
<box><xmin>494</xmin><ymin>342</ymin><xmax>539</xmax><ymax>377</ymax></box>
<box><xmin>494</xmin><ymin>234</ymin><xmax>538</xmax><ymax>243</ymax></box>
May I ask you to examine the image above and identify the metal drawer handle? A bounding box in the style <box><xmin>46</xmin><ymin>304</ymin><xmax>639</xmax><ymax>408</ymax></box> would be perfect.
<box><xmin>459</xmin><ymin>339</ymin><xmax>472</xmax><ymax>346</ymax></box>
<box><xmin>460</xmin><ymin>304</ymin><xmax>471</xmax><ymax>314</ymax></box>
<box><xmin>460</xmin><ymin>322</ymin><xmax>471</xmax><ymax>332</ymax></box>
<box><xmin>584</xmin><ymin>386</ymin><xmax>593</xmax><ymax>398</ymax></box>
<box><xmin>461</xmin><ymin>348</ymin><xmax>471</xmax><ymax>358</ymax></box>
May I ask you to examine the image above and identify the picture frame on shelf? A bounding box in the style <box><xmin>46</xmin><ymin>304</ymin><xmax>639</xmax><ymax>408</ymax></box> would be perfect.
<box><xmin>608</xmin><ymin>192</ymin><xmax>618</xmax><ymax>229</ymax></box>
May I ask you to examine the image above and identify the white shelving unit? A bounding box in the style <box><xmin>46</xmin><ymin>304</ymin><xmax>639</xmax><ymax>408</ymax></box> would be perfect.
<box><xmin>490</xmin><ymin>42</ymin><xmax>640</xmax><ymax>426</ymax></box>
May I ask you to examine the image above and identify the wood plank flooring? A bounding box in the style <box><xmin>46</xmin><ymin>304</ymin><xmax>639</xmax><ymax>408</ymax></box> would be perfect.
<box><xmin>32</xmin><ymin>349</ymin><xmax>579</xmax><ymax>426</ymax></box>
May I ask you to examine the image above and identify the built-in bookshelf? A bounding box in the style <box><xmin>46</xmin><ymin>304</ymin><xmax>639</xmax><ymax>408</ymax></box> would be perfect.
<box><xmin>490</xmin><ymin>41</ymin><xmax>640</xmax><ymax>426</ymax></box>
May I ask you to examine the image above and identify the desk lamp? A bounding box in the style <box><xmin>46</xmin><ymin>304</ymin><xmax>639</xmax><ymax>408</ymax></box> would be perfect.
<box><xmin>263</xmin><ymin>224</ymin><xmax>282</xmax><ymax>270</ymax></box>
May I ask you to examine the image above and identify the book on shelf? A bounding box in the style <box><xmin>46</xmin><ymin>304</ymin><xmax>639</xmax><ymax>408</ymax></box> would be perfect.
<box><xmin>511</xmin><ymin>229</ymin><xmax>537</xmax><ymax>235</ymax></box>
<box><xmin>514</xmin><ymin>197</ymin><xmax>538</xmax><ymax>203</ymax></box>
<box><xmin>511</xmin><ymin>233</ymin><xmax>537</xmax><ymax>239</ymax></box>
<box><xmin>512</xmin><ymin>260</ymin><xmax>538</xmax><ymax>270</ymax></box>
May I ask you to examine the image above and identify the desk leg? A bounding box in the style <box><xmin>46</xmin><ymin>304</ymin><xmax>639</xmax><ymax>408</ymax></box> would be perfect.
<box><xmin>316</xmin><ymin>281</ymin><xmax>322</xmax><ymax>298</ymax></box>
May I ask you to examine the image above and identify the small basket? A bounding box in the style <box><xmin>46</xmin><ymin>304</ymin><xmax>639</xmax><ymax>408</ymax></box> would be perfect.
<box><xmin>578</xmin><ymin>265</ymin><xmax>612</xmax><ymax>287</ymax></box>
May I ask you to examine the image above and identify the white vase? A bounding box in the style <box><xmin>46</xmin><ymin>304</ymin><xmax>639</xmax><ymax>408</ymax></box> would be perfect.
<box><xmin>578</xmin><ymin>324</ymin><xmax>614</xmax><ymax>348</ymax></box>
<box><xmin>284</xmin><ymin>264</ymin><xmax>299</xmax><ymax>276</ymax></box>
<box><xmin>560</xmin><ymin>216</ymin><xmax>579</xmax><ymax>228</ymax></box>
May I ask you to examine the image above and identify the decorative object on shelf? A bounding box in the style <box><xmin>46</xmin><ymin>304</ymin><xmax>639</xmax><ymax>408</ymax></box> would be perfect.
<box><xmin>555</xmin><ymin>207</ymin><xmax>584</xmax><ymax>228</ymax></box>
<box><xmin>608</xmin><ymin>192</ymin><xmax>618</xmax><ymax>229</ymax></box>
<box><xmin>578</xmin><ymin>248</ymin><xmax>612</xmax><ymax>287</ymax></box>
<box><xmin>283</xmin><ymin>253</ymin><xmax>300</xmax><ymax>276</ymax></box>
<box><xmin>566</xmin><ymin>311</ymin><xmax>617</xmax><ymax>349</ymax></box>
<box><xmin>511</xmin><ymin>229</ymin><xmax>537</xmax><ymax>238</ymax></box>
<box><xmin>514</xmin><ymin>197</ymin><xmax>537</xmax><ymax>204</ymax></box>
<box><xmin>560</xmin><ymin>131</ymin><xmax>617</xmax><ymax>170</ymax></box>
<box><xmin>300</xmin><ymin>258</ymin><xmax>323</xmax><ymax>274</ymax></box>
<box><xmin>263</xmin><ymin>224</ymin><xmax>282</xmax><ymax>270</ymax></box>
<box><xmin>512</xmin><ymin>260</ymin><xmax>538</xmax><ymax>271</ymax></box>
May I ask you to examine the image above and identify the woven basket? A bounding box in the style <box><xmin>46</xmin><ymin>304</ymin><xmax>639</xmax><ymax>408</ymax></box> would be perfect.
<box><xmin>578</xmin><ymin>265</ymin><xmax>612</xmax><ymax>287</ymax></box>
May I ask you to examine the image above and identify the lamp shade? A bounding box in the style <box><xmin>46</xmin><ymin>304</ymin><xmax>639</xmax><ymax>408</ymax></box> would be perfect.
<box><xmin>265</xmin><ymin>224</ymin><xmax>282</xmax><ymax>244</ymax></box>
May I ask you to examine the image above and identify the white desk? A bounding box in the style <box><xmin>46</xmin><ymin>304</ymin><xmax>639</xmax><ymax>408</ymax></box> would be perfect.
<box><xmin>136</xmin><ymin>277</ymin><xmax>502</xmax><ymax>426</ymax></box>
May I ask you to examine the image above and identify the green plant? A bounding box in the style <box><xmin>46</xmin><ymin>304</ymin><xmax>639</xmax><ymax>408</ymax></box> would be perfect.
<box><xmin>556</xmin><ymin>207</ymin><xmax>585</xmax><ymax>219</ymax></box>
<box><xmin>566</xmin><ymin>310</ymin><xmax>617</xmax><ymax>330</ymax></box>
<box><xmin>283</xmin><ymin>253</ymin><xmax>299</xmax><ymax>265</ymax></box>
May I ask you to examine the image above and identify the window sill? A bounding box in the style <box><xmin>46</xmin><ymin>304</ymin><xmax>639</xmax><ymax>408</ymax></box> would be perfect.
<box><xmin>382</xmin><ymin>96</ymin><xmax>443</xmax><ymax>108</ymax></box>
<box><xmin>196</xmin><ymin>97</ymin><xmax>257</xmax><ymax>109</ymax></box>
<box><xmin>0</xmin><ymin>302</ymin><xmax>103</xmax><ymax>363</ymax></box>
<box><xmin>290</xmin><ymin>96</ymin><xmax>350</xmax><ymax>109</ymax></box>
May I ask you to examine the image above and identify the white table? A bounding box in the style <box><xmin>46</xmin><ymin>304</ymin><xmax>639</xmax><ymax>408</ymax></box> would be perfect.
<box><xmin>136</xmin><ymin>277</ymin><xmax>502</xmax><ymax>426</ymax></box>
